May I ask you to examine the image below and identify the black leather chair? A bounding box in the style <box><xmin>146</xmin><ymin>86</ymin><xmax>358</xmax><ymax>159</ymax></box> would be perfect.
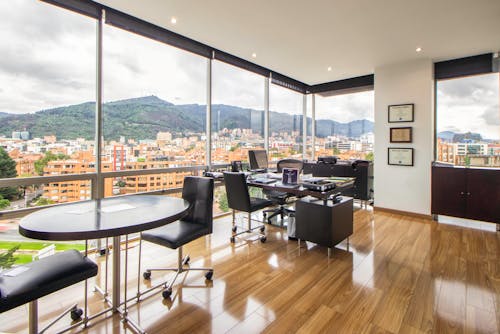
<box><xmin>0</xmin><ymin>250</ymin><xmax>98</xmax><ymax>334</ymax></box>
<box><xmin>248</xmin><ymin>149</ymin><xmax>269</xmax><ymax>171</ymax></box>
<box><xmin>138</xmin><ymin>176</ymin><xmax>214</xmax><ymax>299</ymax></box>
<box><xmin>223</xmin><ymin>172</ymin><xmax>272</xmax><ymax>243</ymax></box>
<box><xmin>263</xmin><ymin>159</ymin><xmax>304</xmax><ymax>225</ymax></box>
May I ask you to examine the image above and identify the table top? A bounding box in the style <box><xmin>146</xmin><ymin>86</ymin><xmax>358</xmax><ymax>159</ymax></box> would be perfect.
<box><xmin>248</xmin><ymin>176</ymin><xmax>355</xmax><ymax>200</ymax></box>
<box><xmin>19</xmin><ymin>195</ymin><xmax>190</xmax><ymax>241</ymax></box>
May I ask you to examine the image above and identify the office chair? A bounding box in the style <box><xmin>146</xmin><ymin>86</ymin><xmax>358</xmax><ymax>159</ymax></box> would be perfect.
<box><xmin>138</xmin><ymin>176</ymin><xmax>214</xmax><ymax>299</ymax></box>
<box><xmin>263</xmin><ymin>159</ymin><xmax>303</xmax><ymax>225</ymax></box>
<box><xmin>223</xmin><ymin>172</ymin><xmax>273</xmax><ymax>243</ymax></box>
<box><xmin>0</xmin><ymin>250</ymin><xmax>98</xmax><ymax>334</ymax></box>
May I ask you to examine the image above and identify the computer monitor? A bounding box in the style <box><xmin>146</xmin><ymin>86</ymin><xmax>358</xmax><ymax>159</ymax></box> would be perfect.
<box><xmin>248</xmin><ymin>150</ymin><xmax>268</xmax><ymax>170</ymax></box>
<box><xmin>282</xmin><ymin>168</ymin><xmax>299</xmax><ymax>185</ymax></box>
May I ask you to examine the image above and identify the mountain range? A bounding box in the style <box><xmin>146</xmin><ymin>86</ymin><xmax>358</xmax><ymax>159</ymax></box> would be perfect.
<box><xmin>0</xmin><ymin>96</ymin><xmax>373</xmax><ymax>141</ymax></box>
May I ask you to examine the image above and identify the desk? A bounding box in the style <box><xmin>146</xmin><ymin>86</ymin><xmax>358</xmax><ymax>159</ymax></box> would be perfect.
<box><xmin>19</xmin><ymin>195</ymin><xmax>190</xmax><ymax>314</ymax></box>
<box><xmin>248</xmin><ymin>176</ymin><xmax>355</xmax><ymax>202</ymax></box>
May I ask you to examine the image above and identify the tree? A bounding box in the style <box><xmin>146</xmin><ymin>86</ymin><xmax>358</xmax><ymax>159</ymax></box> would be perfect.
<box><xmin>34</xmin><ymin>197</ymin><xmax>55</xmax><ymax>206</ymax></box>
<box><xmin>364</xmin><ymin>152</ymin><xmax>374</xmax><ymax>161</ymax></box>
<box><xmin>0</xmin><ymin>147</ymin><xmax>19</xmax><ymax>200</ymax></box>
<box><xmin>0</xmin><ymin>194</ymin><xmax>10</xmax><ymax>209</ymax></box>
<box><xmin>0</xmin><ymin>245</ymin><xmax>19</xmax><ymax>269</ymax></box>
<box><xmin>332</xmin><ymin>147</ymin><xmax>340</xmax><ymax>155</ymax></box>
<box><xmin>34</xmin><ymin>151</ymin><xmax>70</xmax><ymax>175</ymax></box>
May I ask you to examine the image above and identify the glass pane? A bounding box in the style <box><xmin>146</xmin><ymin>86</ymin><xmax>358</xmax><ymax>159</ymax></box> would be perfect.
<box><xmin>315</xmin><ymin>91</ymin><xmax>374</xmax><ymax>161</ymax></box>
<box><xmin>436</xmin><ymin>73</ymin><xmax>499</xmax><ymax>167</ymax></box>
<box><xmin>212</xmin><ymin>61</ymin><xmax>265</xmax><ymax>165</ymax></box>
<box><xmin>0</xmin><ymin>0</ymin><xmax>96</xmax><ymax>208</ymax></box>
<box><xmin>102</xmin><ymin>24</ymin><xmax>207</xmax><ymax>196</ymax></box>
<box><xmin>269</xmin><ymin>85</ymin><xmax>304</xmax><ymax>162</ymax></box>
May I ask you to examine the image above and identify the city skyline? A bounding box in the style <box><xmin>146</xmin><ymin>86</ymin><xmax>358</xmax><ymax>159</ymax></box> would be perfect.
<box><xmin>0</xmin><ymin>0</ymin><xmax>498</xmax><ymax>140</ymax></box>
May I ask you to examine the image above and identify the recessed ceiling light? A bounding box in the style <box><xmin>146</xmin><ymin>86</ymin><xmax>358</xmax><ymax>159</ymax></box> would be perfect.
<box><xmin>171</xmin><ymin>17</ymin><xmax>177</xmax><ymax>24</ymax></box>
<box><xmin>416</xmin><ymin>47</ymin><xmax>422</xmax><ymax>52</ymax></box>
<box><xmin>327</xmin><ymin>66</ymin><xmax>332</xmax><ymax>71</ymax></box>
<box><xmin>252</xmin><ymin>53</ymin><xmax>257</xmax><ymax>58</ymax></box>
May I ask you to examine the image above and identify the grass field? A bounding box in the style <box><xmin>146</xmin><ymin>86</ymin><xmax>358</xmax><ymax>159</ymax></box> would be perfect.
<box><xmin>0</xmin><ymin>241</ymin><xmax>85</xmax><ymax>265</ymax></box>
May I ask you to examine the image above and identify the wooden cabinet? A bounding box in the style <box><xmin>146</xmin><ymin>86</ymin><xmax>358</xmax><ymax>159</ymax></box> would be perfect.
<box><xmin>432</xmin><ymin>165</ymin><xmax>500</xmax><ymax>224</ymax></box>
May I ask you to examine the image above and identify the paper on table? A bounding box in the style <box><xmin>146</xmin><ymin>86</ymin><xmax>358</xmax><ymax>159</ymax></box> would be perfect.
<box><xmin>101</xmin><ymin>203</ymin><xmax>136</xmax><ymax>213</ymax></box>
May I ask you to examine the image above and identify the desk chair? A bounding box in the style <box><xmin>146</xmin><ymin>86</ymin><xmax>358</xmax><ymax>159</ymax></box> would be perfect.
<box><xmin>248</xmin><ymin>149</ymin><xmax>271</xmax><ymax>172</ymax></box>
<box><xmin>263</xmin><ymin>159</ymin><xmax>304</xmax><ymax>225</ymax></box>
<box><xmin>0</xmin><ymin>250</ymin><xmax>98</xmax><ymax>334</ymax></box>
<box><xmin>138</xmin><ymin>176</ymin><xmax>214</xmax><ymax>299</ymax></box>
<box><xmin>223</xmin><ymin>172</ymin><xmax>272</xmax><ymax>243</ymax></box>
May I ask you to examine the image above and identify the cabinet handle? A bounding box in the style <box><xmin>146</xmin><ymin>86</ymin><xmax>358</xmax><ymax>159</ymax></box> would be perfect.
<box><xmin>467</xmin><ymin>192</ymin><xmax>471</xmax><ymax>196</ymax></box>
<box><xmin>460</xmin><ymin>191</ymin><xmax>464</xmax><ymax>195</ymax></box>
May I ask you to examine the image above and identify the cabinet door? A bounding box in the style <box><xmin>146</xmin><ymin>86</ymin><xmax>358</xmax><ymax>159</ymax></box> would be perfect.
<box><xmin>431</xmin><ymin>166</ymin><xmax>466</xmax><ymax>217</ymax></box>
<box><xmin>466</xmin><ymin>169</ymin><xmax>500</xmax><ymax>223</ymax></box>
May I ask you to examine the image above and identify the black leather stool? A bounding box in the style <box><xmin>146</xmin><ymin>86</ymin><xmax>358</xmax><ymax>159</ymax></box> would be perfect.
<box><xmin>0</xmin><ymin>250</ymin><xmax>98</xmax><ymax>334</ymax></box>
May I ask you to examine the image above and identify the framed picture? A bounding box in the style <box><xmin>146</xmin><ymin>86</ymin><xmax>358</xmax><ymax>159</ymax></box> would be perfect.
<box><xmin>388</xmin><ymin>148</ymin><xmax>414</xmax><ymax>166</ymax></box>
<box><xmin>390</xmin><ymin>127</ymin><xmax>412</xmax><ymax>143</ymax></box>
<box><xmin>388</xmin><ymin>104</ymin><xmax>414</xmax><ymax>122</ymax></box>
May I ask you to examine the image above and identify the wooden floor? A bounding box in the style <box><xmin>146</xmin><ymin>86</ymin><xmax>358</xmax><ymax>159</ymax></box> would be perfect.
<box><xmin>1</xmin><ymin>206</ymin><xmax>499</xmax><ymax>333</ymax></box>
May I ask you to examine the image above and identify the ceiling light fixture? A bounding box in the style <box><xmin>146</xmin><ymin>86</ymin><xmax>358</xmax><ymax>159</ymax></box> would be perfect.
<box><xmin>171</xmin><ymin>17</ymin><xmax>177</xmax><ymax>24</ymax></box>
<box><xmin>327</xmin><ymin>66</ymin><xmax>332</xmax><ymax>71</ymax></box>
<box><xmin>416</xmin><ymin>47</ymin><xmax>422</xmax><ymax>52</ymax></box>
<box><xmin>252</xmin><ymin>53</ymin><xmax>257</xmax><ymax>58</ymax></box>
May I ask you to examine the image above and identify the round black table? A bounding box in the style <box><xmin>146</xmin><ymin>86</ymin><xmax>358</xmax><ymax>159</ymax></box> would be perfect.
<box><xmin>19</xmin><ymin>195</ymin><xmax>190</xmax><ymax>312</ymax></box>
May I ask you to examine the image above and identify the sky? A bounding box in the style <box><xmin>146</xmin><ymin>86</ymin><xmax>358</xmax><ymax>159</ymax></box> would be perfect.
<box><xmin>0</xmin><ymin>0</ymin><xmax>498</xmax><ymax>139</ymax></box>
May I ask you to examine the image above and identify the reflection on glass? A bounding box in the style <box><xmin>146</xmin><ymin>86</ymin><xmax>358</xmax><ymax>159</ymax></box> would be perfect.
<box><xmin>212</xmin><ymin>61</ymin><xmax>265</xmax><ymax>165</ymax></box>
<box><xmin>436</xmin><ymin>73</ymin><xmax>499</xmax><ymax>167</ymax></box>
<box><xmin>269</xmin><ymin>85</ymin><xmax>304</xmax><ymax>161</ymax></box>
<box><xmin>315</xmin><ymin>91</ymin><xmax>374</xmax><ymax>161</ymax></box>
<box><xmin>0</xmin><ymin>0</ymin><xmax>96</xmax><ymax>211</ymax></box>
<box><xmin>102</xmin><ymin>23</ymin><xmax>207</xmax><ymax>196</ymax></box>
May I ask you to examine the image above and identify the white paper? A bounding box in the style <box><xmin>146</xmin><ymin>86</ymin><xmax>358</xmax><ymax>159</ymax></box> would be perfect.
<box><xmin>101</xmin><ymin>203</ymin><xmax>136</xmax><ymax>213</ymax></box>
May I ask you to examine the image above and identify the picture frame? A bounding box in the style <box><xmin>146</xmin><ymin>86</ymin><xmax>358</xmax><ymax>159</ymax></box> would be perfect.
<box><xmin>388</xmin><ymin>104</ymin><xmax>414</xmax><ymax>123</ymax></box>
<box><xmin>388</xmin><ymin>148</ymin><xmax>414</xmax><ymax>166</ymax></box>
<box><xmin>390</xmin><ymin>127</ymin><xmax>412</xmax><ymax>143</ymax></box>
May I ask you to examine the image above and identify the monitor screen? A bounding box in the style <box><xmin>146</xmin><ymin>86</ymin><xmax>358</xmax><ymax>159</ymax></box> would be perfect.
<box><xmin>249</xmin><ymin>150</ymin><xmax>268</xmax><ymax>170</ymax></box>
<box><xmin>282</xmin><ymin>168</ymin><xmax>299</xmax><ymax>185</ymax></box>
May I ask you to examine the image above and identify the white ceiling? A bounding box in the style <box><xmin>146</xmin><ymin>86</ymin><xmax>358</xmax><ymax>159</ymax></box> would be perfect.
<box><xmin>96</xmin><ymin>0</ymin><xmax>500</xmax><ymax>85</ymax></box>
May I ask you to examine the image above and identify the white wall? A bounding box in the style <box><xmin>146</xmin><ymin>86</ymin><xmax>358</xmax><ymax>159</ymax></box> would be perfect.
<box><xmin>374</xmin><ymin>59</ymin><xmax>434</xmax><ymax>215</ymax></box>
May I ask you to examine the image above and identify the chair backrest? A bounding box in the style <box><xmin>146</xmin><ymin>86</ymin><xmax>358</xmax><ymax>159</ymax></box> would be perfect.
<box><xmin>181</xmin><ymin>176</ymin><xmax>214</xmax><ymax>233</ymax></box>
<box><xmin>248</xmin><ymin>150</ymin><xmax>268</xmax><ymax>170</ymax></box>
<box><xmin>277</xmin><ymin>159</ymin><xmax>303</xmax><ymax>173</ymax></box>
<box><xmin>223</xmin><ymin>172</ymin><xmax>251</xmax><ymax>212</ymax></box>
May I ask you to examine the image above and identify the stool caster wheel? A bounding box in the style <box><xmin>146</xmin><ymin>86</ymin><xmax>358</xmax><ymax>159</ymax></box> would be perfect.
<box><xmin>260</xmin><ymin>236</ymin><xmax>267</xmax><ymax>243</ymax></box>
<box><xmin>143</xmin><ymin>271</ymin><xmax>151</xmax><ymax>280</ymax></box>
<box><xmin>70</xmin><ymin>307</ymin><xmax>83</xmax><ymax>321</ymax></box>
<box><xmin>232</xmin><ymin>226</ymin><xmax>237</xmax><ymax>233</ymax></box>
<box><xmin>260</xmin><ymin>226</ymin><xmax>265</xmax><ymax>232</ymax></box>
<box><xmin>205</xmin><ymin>270</ymin><xmax>213</xmax><ymax>280</ymax></box>
<box><xmin>230</xmin><ymin>236</ymin><xmax>235</xmax><ymax>243</ymax></box>
<box><xmin>183</xmin><ymin>256</ymin><xmax>190</xmax><ymax>265</ymax></box>
<box><xmin>162</xmin><ymin>288</ymin><xmax>172</xmax><ymax>299</ymax></box>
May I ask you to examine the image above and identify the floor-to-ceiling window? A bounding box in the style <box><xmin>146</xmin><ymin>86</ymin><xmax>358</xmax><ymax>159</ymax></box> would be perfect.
<box><xmin>212</xmin><ymin>60</ymin><xmax>265</xmax><ymax>165</ymax></box>
<box><xmin>0</xmin><ymin>0</ymin><xmax>96</xmax><ymax>259</ymax></box>
<box><xmin>102</xmin><ymin>23</ymin><xmax>207</xmax><ymax>196</ymax></box>
<box><xmin>269</xmin><ymin>85</ymin><xmax>304</xmax><ymax>161</ymax></box>
<box><xmin>0</xmin><ymin>0</ymin><xmax>96</xmax><ymax>208</ymax></box>
<box><xmin>315</xmin><ymin>90</ymin><xmax>374</xmax><ymax>161</ymax></box>
<box><xmin>436</xmin><ymin>72</ymin><xmax>499</xmax><ymax>167</ymax></box>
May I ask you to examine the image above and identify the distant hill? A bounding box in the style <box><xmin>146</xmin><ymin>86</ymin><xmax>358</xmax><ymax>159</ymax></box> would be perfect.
<box><xmin>438</xmin><ymin>131</ymin><xmax>483</xmax><ymax>143</ymax></box>
<box><xmin>0</xmin><ymin>96</ymin><xmax>373</xmax><ymax>141</ymax></box>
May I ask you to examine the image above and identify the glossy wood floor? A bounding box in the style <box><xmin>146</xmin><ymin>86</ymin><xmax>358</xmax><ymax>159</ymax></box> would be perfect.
<box><xmin>1</xmin><ymin>206</ymin><xmax>499</xmax><ymax>333</ymax></box>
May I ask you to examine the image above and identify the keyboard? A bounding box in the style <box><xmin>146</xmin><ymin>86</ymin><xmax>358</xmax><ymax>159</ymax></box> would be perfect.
<box><xmin>253</xmin><ymin>178</ymin><xmax>277</xmax><ymax>184</ymax></box>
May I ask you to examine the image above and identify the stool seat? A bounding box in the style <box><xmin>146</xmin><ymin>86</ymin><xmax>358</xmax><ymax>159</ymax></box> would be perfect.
<box><xmin>0</xmin><ymin>250</ymin><xmax>98</xmax><ymax>313</ymax></box>
<box><xmin>142</xmin><ymin>220</ymin><xmax>210</xmax><ymax>249</ymax></box>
